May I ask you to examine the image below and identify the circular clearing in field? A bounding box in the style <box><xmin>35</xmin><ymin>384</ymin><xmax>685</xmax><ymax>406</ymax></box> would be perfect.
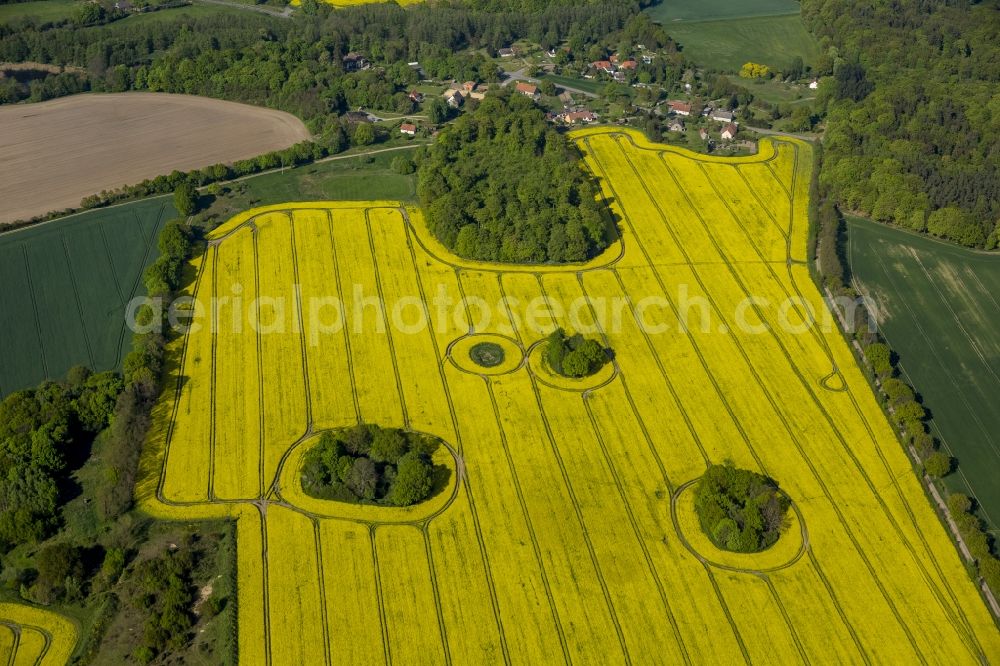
<box><xmin>469</xmin><ymin>342</ymin><xmax>506</xmax><ymax>368</ymax></box>
<box><xmin>670</xmin><ymin>477</ymin><xmax>806</xmax><ymax>573</ymax></box>
<box><xmin>525</xmin><ymin>340</ymin><xmax>617</xmax><ymax>392</ymax></box>
<box><xmin>276</xmin><ymin>430</ymin><xmax>460</xmax><ymax>524</ymax></box>
<box><xmin>448</xmin><ymin>334</ymin><xmax>524</xmax><ymax>376</ymax></box>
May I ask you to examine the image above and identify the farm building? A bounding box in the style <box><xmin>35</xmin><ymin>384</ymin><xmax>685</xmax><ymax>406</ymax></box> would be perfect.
<box><xmin>712</xmin><ymin>109</ymin><xmax>735</xmax><ymax>123</ymax></box>
<box><xmin>668</xmin><ymin>101</ymin><xmax>692</xmax><ymax>116</ymax></box>
<box><xmin>564</xmin><ymin>110</ymin><xmax>597</xmax><ymax>124</ymax></box>
<box><xmin>721</xmin><ymin>123</ymin><xmax>738</xmax><ymax>140</ymax></box>
<box><xmin>400</xmin><ymin>123</ymin><xmax>417</xmax><ymax>136</ymax></box>
<box><xmin>515</xmin><ymin>82</ymin><xmax>539</xmax><ymax>99</ymax></box>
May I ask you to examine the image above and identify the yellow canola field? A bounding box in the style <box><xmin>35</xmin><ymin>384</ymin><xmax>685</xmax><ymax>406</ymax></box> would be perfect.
<box><xmin>138</xmin><ymin>132</ymin><xmax>1000</xmax><ymax>665</ymax></box>
<box><xmin>0</xmin><ymin>603</ymin><xmax>79</xmax><ymax>665</ymax></box>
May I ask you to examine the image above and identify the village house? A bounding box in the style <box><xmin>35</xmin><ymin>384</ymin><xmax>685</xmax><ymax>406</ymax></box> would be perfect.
<box><xmin>444</xmin><ymin>89</ymin><xmax>464</xmax><ymax>108</ymax></box>
<box><xmin>619</xmin><ymin>60</ymin><xmax>638</xmax><ymax>71</ymax></box>
<box><xmin>720</xmin><ymin>123</ymin><xmax>738</xmax><ymax>140</ymax></box>
<box><xmin>642</xmin><ymin>54</ymin><xmax>654</xmax><ymax>64</ymax></box>
<box><xmin>408</xmin><ymin>90</ymin><xmax>424</xmax><ymax>104</ymax></box>
<box><xmin>498</xmin><ymin>47</ymin><xmax>516</xmax><ymax>58</ymax></box>
<box><xmin>461</xmin><ymin>81</ymin><xmax>477</xmax><ymax>94</ymax></box>
<box><xmin>699</xmin><ymin>127</ymin><xmax>710</xmax><ymax>141</ymax></box>
<box><xmin>342</xmin><ymin>52</ymin><xmax>370</xmax><ymax>72</ymax></box>
<box><xmin>515</xmin><ymin>82</ymin><xmax>539</xmax><ymax>99</ymax></box>
<box><xmin>668</xmin><ymin>101</ymin><xmax>692</xmax><ymax>116</ymax></box>
<box><xmin>712</xmin><ymin>109</ymin><xmax>735</xmax><ymax>123</ymax></box>
<box><xmin>668</xmin><ymin>120</ymin><xmax>685</xmax><ymax>132</ymax></box>
<box><xmin>592</xmin><ymin>60</ymin><xmax>614</xmax><ymax>74</ymax></box>
<box><xmin>564</xmin><ymin>110</ymin><xmax>597</xmax><ymax>125</ymax></box>
<box><xmin>400</xmin><ymin>123</ymin><xmax>417</xmax><ymax>136</ymax></box>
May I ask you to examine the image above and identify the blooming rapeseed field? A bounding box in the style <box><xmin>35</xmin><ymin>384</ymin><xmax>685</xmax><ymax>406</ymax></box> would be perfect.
<box><xmin>126</xmin><ymin>132</ymin><xmax>999</xmax><ymax>664</ymax></box>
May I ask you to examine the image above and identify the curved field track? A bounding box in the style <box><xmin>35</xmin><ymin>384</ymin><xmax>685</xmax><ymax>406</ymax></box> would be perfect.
<box><xmin>0</xmin><ymin>92</ymin><xmax>310</xmax><ymax>224</ymax></box>
<box><xmin>137</xmin><ymin>130</ymin><xmax>1000</xmax><ymax>665</ymax></box>
<box><xmin>0</xmin><ymin>602</ymin><xmax>79</xmax><ymax>665</ymax></box>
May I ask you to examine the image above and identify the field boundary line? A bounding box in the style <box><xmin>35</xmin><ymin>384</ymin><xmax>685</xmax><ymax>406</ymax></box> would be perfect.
<box><xmin>537</xmin><ymin>273</ymin><xmax>694</xmax><ymax>661</ymax></box>
<box><xmin>324</xmin><ymin>210</ymin><xmax>361</xmax><ymax>423</ymax></box>
<box><xmin>60</xmin><ymin>238</ymin><xmax>97</xmax><ymax>370</ymax></box>
<box><xmin>369</xmin><ymin>527</ymin><xmax>393</xmax><ymax>666</ymax></box>
<box><xmin>484</xmin><ymin>379</ymin><xmax>573</xmax><ymax>664</ymax></box>
<box><xmin>520</xmin><ymin>293</ymin><xmax>632</xmax><ymax>663</ymax></box>
<box><xmin>364</xmin><ymin>210</ymin><xmax>452</xmax><ymax>666</ymax></box>
<box><xmin>399</xmin><ymin>207</ymin><xmax>513</xmax><ymax>664</ymax></box>
<box><xmin>252</xmin><ymin>224</ymin><xmax>267</xmax><ymax>498</ymax></box>
<box><xmin>311</xmin><ymin>519</ymin><xmax>333</xmax><ymax>666</ymax></box>
<box><xmin>20</xmin><ymin>245</ymin><xmax>49</xmax><ymax>380</ymax></box>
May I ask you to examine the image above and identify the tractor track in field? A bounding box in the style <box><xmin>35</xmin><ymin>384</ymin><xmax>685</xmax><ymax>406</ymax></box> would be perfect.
<box><xmin>649</xmin><ymin>136</ymin><xmax>984</xmax><ymax>659</ymax></box>
<box><xmin>588</xmin><ymin>132</ymin><xmax>876</xmax><ymax>654</ymax></box>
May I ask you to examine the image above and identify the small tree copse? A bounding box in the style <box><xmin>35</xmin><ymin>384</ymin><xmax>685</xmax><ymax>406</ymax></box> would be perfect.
<box><xmin>173</xmin><ymin>182</ymin><xmax>198</xmax><ymax>217</ymax></box>
<box><xmin>923</xmin><ymin>451</ymin><xmax>952</xmax><ymax>478</ymax></box>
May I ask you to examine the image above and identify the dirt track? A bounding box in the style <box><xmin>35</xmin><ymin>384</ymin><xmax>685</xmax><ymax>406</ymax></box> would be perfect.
<box><xmin>0</xmin><ymin>92</ymin><xmax>311</xmax><ymax>223</ymax></box>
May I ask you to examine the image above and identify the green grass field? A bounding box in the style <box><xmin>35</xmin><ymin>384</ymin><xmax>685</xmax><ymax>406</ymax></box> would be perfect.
<box><xmin>196</xmin><ymin>146</ymin><xmax>421</xmax><ymax>228</ymax></box>
<box><xmin>847</xmin><ymin>216</ymin><xmax>1000</xmax><ymax>536</ymax></box>
<box><xmin>661</xmin><ymin>14</ymin><xmax>820</xmax><ymax>72</ymax></box>
<box><xmin>644</xmin><ymin>0</ymin><xmax>801</xmax><ymax>22</ymax></box>
<box><xmin>541</xmin><ymin>73</ymin><xmax>604</xmax><ymax>95</ymax></box>
<box><xmin>0</xmin><ymin>147</ymin><xmax>421</xmax><ymax>398</ymax></box>
<box><xmin>0</xmin><ymin>197</ymin><xmax>174</xmax><ymax>397</ymax></box>
<box><xmin>0</xmin><ymin>0</ymin><xmax>77</xmax><ymax>23</ymax></box>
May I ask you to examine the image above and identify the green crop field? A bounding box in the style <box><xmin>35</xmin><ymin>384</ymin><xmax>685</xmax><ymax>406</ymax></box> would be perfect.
<box><xmin>0</xmin><ymin>197</ymin><xmax>174</xmax><ymax>397</ymax></box>
<box><xmin>847</xmin><ymin>216</ymin><xmax>1000</xmax><ymax>537</ymax></box>
<box><xmin>659</xmin><ymin>14</ymin><xmax>820</xmax><ymax>72</ymax></box>
<box><xmin>541</xmin><ymin>73</ymin><xmax>604</xmax><ymax>95</ymax></box>
<box><xmin>196</xmin><ymin>146</ymin><xmax>422</xmax><ymax>228</ymax></box>
<box><xmin>0</xmin><ymin>147</ymin><xmax>421</xmax><ymax>399</ymax></box>
<box><xmin>0</xmin><ymin>0</ymin><xmax>77</xmax><ymax>24</ymax></box>
<box><xmin>644</xmin><ymin>0</ymin><xmax>801</xmax><ymax>22</ymax></box>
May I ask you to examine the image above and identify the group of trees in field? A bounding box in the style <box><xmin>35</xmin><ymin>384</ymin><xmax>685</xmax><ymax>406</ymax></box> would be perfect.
<box><xmin>416</xmin><ymin>92</ymin><xmax>610</xmax><ymax>263</ymax></box>
<box><xmin>301</xmin><ymin>425</ymin><xmax>444</xmax><ymax>507</ymax></box>
<box><xmin>694</xmin><ymin>464</ymin><xmax>790</xmax><ymax>553</ymax></box>
<box><xmin>544</xmin><ymin>328</ymin><xmax>608</xmax><ymax>378</ymax></box>
<box><xmin>802</xmin><ymin>0</ymin><xmax>1000</xmax><ymax>248</ymax></box>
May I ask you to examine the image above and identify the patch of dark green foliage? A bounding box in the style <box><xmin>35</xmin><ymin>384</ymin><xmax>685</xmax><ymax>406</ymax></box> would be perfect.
<box><xmin>417</xmin><ymin>93</ymin><xmax>610</xmax><ymax>263</ymax></box>
<box><xmin>544</xmin><ymin>328</ymin><xmax>608</xmax><ymax>378</ymax></box>
<box><xmin>301</xmin><ymin>425</ymin><xmax>445</xmax><ymax>507</ymax></box>
<box><xmin>694</xmin><ymin>464</ymin><xmax>790</xmax><ymax>553</ymax></box>
<box><xmin>469</xmin><ymin>342</ymin><xmax>506</xmax><ymax>368</ymax></box>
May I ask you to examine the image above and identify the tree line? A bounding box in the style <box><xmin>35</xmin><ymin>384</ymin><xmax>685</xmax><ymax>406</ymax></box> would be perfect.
<box><xmin>811</xmin><ymin>148</ymin><xmax>1000</xmax><ymax>600</ymax></box>
<box><xmin>0</xmin><ymin>0</ymin><xmax>649</xmax><ymax>120</ymax></box>
<box><xmin>802</xmin><ymin>0</ymin><xmax>999</xmax><ymax>248</ymax></box>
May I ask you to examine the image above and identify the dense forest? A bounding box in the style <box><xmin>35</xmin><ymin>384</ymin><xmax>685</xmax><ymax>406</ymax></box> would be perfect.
<box><xmin>0</xmin><ymin>0</ymin><xmax>650</xmax><ymax>125</ymax></box>
<box><xmin>301</xmin><ymin>426</ymin><xmax>443</xmax><ymax>507</ymax></box>
<box><xmin>416</xmin><ymin>92</ymin><xmax>610</xmax><ymax>262</ymax></box>
<box><xmin>803</xmin><ymin>0</ymin><xmax>1000</xmax><ymax>247</ymax></box>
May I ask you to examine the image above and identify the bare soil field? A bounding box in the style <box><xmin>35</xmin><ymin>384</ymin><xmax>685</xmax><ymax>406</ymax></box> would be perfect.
<box><xmin>0</xmin><ymin>92</ymin><xmax>310</xmax><ymax>223</ymax></box>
